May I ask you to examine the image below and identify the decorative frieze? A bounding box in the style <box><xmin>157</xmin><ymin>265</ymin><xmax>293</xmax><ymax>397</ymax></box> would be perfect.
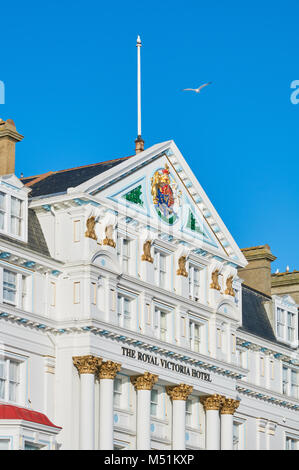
<box><xmin>166</xmin><ymin>383</ymin><xmax>193</xmax><ymax>401</ymax></box>
<box><xmin>220</xmin><ymin>398</ymin><xmax>240</xmax><ymax>415</ymax></box>
<box><xmin>98</xmin><ymin>360</ymin><xmax>121</xmax><ymax>379</ymax></box>
<box><xmin>72</xmin><ymin>355</ymin><xmax>102</xmax><ymax>375</ymax></box>
<box><xmin>130</xmin><ymin>372</ymin><xmax>158</xmax><ymax>390</ymax></box>
<box><xmin>200</xmin><ymin>394</ymin><xmax>225</xmax><ymax>410</ymax></box>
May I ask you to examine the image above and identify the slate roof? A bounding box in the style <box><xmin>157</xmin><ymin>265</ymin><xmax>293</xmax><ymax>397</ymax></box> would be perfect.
<box><xmin>21</xmin><ymin>156</ymin><xmax>131</xmax><ymax>198</ymax></box>
<box><xmin>239</xmin><ymin>284</ymin><xmax>278</xmax><ymax>343</ymax></box>
<box><xmin>0</xmin><ymin>209</ymin><xmax>51</xmax><ymax>258</ymax></box>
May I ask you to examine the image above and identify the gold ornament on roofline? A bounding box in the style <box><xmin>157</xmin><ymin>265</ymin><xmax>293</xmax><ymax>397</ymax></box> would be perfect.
<box><xmin>225</xmin><ymin>275</ymin><xmax>235</xmax><ymax>296</ymax></box>
<box><xmin>141</xmin><ymin>240</ymin><xmax>153</xmax><ymax>263</ymax></box>
<box><xmin>210</xmin><ymin>269</ymin><xmax>221</xmax><ymax>290</ymax></box>
<box><xmin>85</xmin><ymin>216</ymin><xmax>97</xmax><ymax>240</ymax></box>
<box><xmin>176</xmin><ymin>256</ymin><xmax>188</xmax><ymax>277</ymax></box>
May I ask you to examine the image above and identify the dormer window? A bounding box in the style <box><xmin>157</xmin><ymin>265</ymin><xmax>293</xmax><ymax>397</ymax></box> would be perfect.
<box><xmin>274</xmin><ymin>295</ymin><xmax>298</xmax><ymax>346</ymax></box>
<box><xmin>0</xmin><ymin>175</ymin><xmax>29</xmax><ymax>243</ymax></box>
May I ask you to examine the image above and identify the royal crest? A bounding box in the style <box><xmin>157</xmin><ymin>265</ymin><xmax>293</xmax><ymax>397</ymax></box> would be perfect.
<box><xmin>151</xmin><ymin>164</ymin><xmax>180</xmax><ymax>224</ymax></box>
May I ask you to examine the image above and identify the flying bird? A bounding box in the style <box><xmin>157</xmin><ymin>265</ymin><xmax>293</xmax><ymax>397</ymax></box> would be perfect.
<box><xmin>183</xmin><ymin>82</ymin><xmax>212</xmax><ymax>93</ymax></box>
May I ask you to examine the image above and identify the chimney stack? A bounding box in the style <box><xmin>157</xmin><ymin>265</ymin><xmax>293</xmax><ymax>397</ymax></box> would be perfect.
<box><xmin>238</xmin><ymin>245</ymin><xmax>276</xmax><ymax>296</ymax></box>
<box><xmin>0</xmin><ymin>119</ymin><xmax>24</xmax><ymax>176</ymax></box>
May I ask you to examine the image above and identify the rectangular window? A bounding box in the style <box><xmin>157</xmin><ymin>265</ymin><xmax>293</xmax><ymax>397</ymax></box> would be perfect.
<box><xmin>154</xmin><ymin>251</ymin><xmax>167</xmax><ymax>289</ymax></box>
<box><xmin>283</xmin><ymin>366</ymin><xmax>288</xmax><ymax>394</ymax></box>
<box><xmin>291</xmin><ymin>370</ymin><xmax>298</xmax><ymax>399</ymax></box>
<box><xmin>189</xmin><ymin>321</ymin><xmax>201</xmax><ymax>353</ymax></box>
<box><xmin>0</xmin><ymin>358</ymin><xmax>20</xmax><ymax>403</ymax></box>
<box><xmin>277</xmin><ymin>308</ymin><xmax>285</xmax><ymax>338</ymax></box>
<box><xmin>150</xmin><ymin>388</ymin><xmax>158</xmax><ymax>417</ymax></box>
<box><xmin>114</xmin><ymin>377</ymin><xmax>122</xmax><ymax>408</ymax></box>
<box><xmin>186</xmin><ymin>399</ymin><xmax>192</xmax><ymax>426</ymax></box>
<box><xmin>287</xmin><ymin>312</ymin><xmax>295</xmax><ymax>342</ymax></box>
<box><xmin>0</xmin><ymin>192</ymin><xmax>6</xmax><ymax>230</ymax></box>
<box><xmin>160</xmin><ymin>311</ymin><xmax>167</xmax><ymax>341</ymax></box>
<box><xmin>233</xmin><ymin>422</ymin><xmax>242</xmax><ymax>450</ymax></box>
<box><xmin>117</xmin><ymin>237</ymin><xmax>131</xmax><ymax>274</ymax></box>
<box><xmin>286</xmin><ymin>436</ymin><xmax>299</xmax><ymax>450</ymax></box>
<box><xmin>189</xmin><ymin>266</ymin><xmax>200</xmax><ymax>301</ymax></box>
<box><xmin>10</xmin><ymin>197</ymin><xmax>23</xmax><ymax>237</ymax></box>
<box><xmin>3</xmin><ymin>269</ymin><xmax>17</xmax><ymax>305</ymax></box>
<box><xmin>117</xmin><ymin>295</ymin><xmax>131</xmax><ymax>329</ymax></box>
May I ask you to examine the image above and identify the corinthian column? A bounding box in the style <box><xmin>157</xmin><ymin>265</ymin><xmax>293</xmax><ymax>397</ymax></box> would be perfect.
<box><xmin>167</xmin><ymin>384</ymin><xmax>193</xmax><ymax>450</ymax></box>
<box><xmin>220</xmin><ymin>398</ymin><xmax>240</xmax><ymax>450</ymax></box>
<box><xmin>200</xmin><ymin>394</ymin><xmax>225</xmax><ymax>450</ymax></box>
<box><xmin>98</xmin><ymin>360</ymin><xmax>121</xmax><ymax>450</ymax></box>
<box><xmin>131</xmin><ymin>372</ymin><xmax>159</xmax><ymax>450</ymax></box>
<box><xmin>73</xmin><ymin>355</ymin><xmax>102</xmax><ymax>450</ymax></box>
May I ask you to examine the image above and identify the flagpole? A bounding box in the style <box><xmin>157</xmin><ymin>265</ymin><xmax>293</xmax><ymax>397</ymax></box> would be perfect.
<box><xmin>135</xmin><ymin>35</ymin><xmax>144</xmax><ymax>153</ymax></box>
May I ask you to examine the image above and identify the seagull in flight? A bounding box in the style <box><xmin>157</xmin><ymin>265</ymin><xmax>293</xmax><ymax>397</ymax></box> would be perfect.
<box><xmin>183</xmin><ymin>82</ymin><xmax>212</xmax><ymax>93</ymax></box>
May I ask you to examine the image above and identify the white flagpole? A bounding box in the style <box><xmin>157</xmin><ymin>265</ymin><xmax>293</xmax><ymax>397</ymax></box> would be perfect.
<box><xmin>137</xmin><ymin>35</ymin><xmax>142</xmax><ymax>138</ymax></box>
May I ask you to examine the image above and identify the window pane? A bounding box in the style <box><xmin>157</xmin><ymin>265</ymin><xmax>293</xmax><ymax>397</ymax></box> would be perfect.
<box><xmin>3</xmin><ymin>270</ymin><xmax>17</xmax><ymax>304</ymax></box>
<box><xmin>11</xmin><ymin>197</ymin><xmax>22</xmax><ymax>217</ymax></box>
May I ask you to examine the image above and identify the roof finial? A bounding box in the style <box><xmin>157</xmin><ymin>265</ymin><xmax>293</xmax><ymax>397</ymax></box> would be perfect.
<box><xmin>135</xmin><ymin>35</ymin><xmax>144</xmax><ymax>154</ymax></box>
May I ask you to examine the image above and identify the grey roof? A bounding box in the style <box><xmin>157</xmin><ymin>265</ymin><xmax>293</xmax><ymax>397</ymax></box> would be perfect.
<box><xmin>21</xmin><ymin>156</ymin><xmax>131</xmax><ymax>198</ymax></box>
<box><xmin>0</xmin><ymin>209</ymin><xmax>50</xmax><ymax>258</ymax></box>
<box><xmin>239</xmin><ymin>284</ymin><xmax>278</xmax><ymax>343</ymax></box>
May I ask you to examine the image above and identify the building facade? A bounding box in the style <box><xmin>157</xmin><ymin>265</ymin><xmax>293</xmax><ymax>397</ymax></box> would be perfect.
<box><xmin>0</xmin><ymin>118</ymin><xmax>298</xmax><ymax>450</ymax></box>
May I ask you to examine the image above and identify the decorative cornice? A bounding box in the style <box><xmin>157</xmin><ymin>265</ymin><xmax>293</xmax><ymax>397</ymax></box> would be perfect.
<box><xmin>200</xmin><ymin>394</ymin><xmax>225</xmax><ymax>410</ymax></box>
<box><xmin>98</xmin><ymin>360</ymin><xmax>121</xmax><ymax>379</ymax></box>
<box><xmin>72</xmin><ymin>355</ymin><xmax>102</xmax><ymax>375</ymax></box>
<box><xmin>130</xmin><ymin>372</ymin><xmax>158</xmax><ymax>390</ymax></box>
<box><xmin>221</xmin><ymin>398</ymin><xmax>240</xmax><ymax>415</ymax></box>
<box><xmin>166</xmin><ymin>383</ymin><xmax>193</xmax><ymax>401</ymax></box>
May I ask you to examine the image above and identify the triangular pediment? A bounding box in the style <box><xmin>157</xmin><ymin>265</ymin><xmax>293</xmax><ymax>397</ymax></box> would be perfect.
<box><xmin>68</xmin><ymin>140</ymin><xmax>247</xmax><ymax>267</ymax></box>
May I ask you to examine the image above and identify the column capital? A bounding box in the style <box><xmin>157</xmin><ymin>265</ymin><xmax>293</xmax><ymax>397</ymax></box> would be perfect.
<box><xmin>200</xmin><ymin>394</ymin><xmax>225</xmax><ymax>411</ymax></box>
<box><xmin>131</xmin><ymin>372</ymin><xmax>158</xmax><ymax>390</ymax></box>
<box><xmin>166</xmin><ymin>383</ymin><xmax>193</xmax><ymax>401</ymax></box>
<box><xmin>98</xmin><ymin>360</ymin><xmax>121</xmax><ymax>379</ymax></box>
<box><xmin>73</xmin><ymin>355</ymin><xmax>102</xmax><ymax>375</ymax></box>
<box><xmin>220</xmin><ymin>398</ymin><xmax>240</xmax><ymax>415</ymax></box>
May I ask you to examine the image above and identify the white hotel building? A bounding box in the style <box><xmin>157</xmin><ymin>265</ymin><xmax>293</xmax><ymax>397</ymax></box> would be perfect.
<box><xmin>0</xmin><ymin>118</ymin><xmax>298</xmax><ymax>450</ymax></box>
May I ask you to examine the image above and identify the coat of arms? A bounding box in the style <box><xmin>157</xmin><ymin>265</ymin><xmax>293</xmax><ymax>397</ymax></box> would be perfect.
<box><xmin>151</xmin><ymin>164</ymin><xmax>180</xmax><ymax>224</ymax></box>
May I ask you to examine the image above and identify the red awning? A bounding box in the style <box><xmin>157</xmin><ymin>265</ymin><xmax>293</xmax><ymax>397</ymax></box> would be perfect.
<box><xmin>0</xmin><ymin>404</ymin><xmax>61</xmax><ymax>429</ymax></box>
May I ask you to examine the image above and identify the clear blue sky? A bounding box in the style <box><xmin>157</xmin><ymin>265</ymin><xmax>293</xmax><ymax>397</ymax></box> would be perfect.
<box><xmin>1</xmin><ymin>0</ymin><xmax>298</xmax><ymax>272</ymax></box>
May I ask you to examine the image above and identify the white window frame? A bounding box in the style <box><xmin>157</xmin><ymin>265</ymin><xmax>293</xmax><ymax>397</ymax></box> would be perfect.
<box><xmin>150</xmin><ymin>387</ymin><xmax>159</xmax><ymax>417</ymax></box>
<box><xmin>117</xmin><ymin>233</ymin><xmax>133</xmax><ymax>275</ymax></box>
<box><xmin>154</xmin><ymin>303</ymin><xmax>173</xmax><ymax>343</ymax></box>
<box><xmin>285</xmin><ymin>433</ymin><xmax>299</xmax><ymax>450</ymax></box>
<box><xmin>189</xmin><ymin>320</ymin><xmax>202</xmax><ymax>353</ymax></box>
<box><xmin>0</xmin><ymin>357</ymin><xmax>22</xmax><ymax>404</ymax></box>
<box><xmin>0</xmin><ymin>183</ymin><xmax>28</xmax><ymax>243</ymax></box>
<box><xmin>188</xmin><ymin>264</ymin><xmax>201</xmax><ymax>301</ymax></box>
<box><xmin>0</xmin><ymin>264</ymin><xmax>32</xmax><ymax>310</ymax></box>
<box><xmin>233</xmin><ymin>419</ymin><xmax>245</xmax><ymax>450</ymax></box>
<box><xmin>154</xmin><ymin>248</ymin><xmax>168</xmax><ymax>290</ymax></box>
<box><xmin>274</xmin><ymin>296</ymin><xmax>298</xmax><ymax>347</ymax></box>
<box><xmin>117</xmin><ymin>290</ymin><xmax>137</xmax><ymax>331</ymax></box>
<box><xmin>282</xmin><ymin>365</ymin><xmax>299</xmax><ymax>399</ymax></box>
